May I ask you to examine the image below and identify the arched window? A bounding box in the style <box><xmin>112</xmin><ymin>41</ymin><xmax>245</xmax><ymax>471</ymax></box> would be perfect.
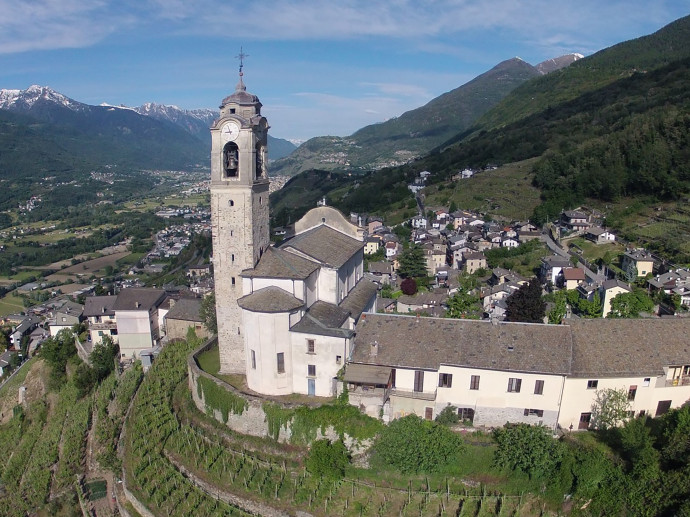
<box><xmin>223</xmin><ymin>142</ymin><xmax>239</xmax><ymax>178</ymax></box>
<box><xmin>255</xmin><ymin>142</ymin><xmax>263</xmax><ymax>179</ymax></box>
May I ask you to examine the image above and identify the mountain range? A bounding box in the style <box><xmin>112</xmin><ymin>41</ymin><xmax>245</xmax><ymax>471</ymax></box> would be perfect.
<box><xmin>270</xmin><ymin>54</ymin><xmax>582</xmax><ymax>176</ymax></box>
<box><xmin>0</xmin><ymin>86</ymin><xmax>296</xmax><ymax>170</ymax></box>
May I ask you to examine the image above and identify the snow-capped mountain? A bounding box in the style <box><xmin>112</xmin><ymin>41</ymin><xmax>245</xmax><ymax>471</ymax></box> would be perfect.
<box><xmin>0</xmin><ymin>84</ymin><xmax>86</xmax><ymax>112</ymax></box>
<box><xmin>133</xmin><ymin>102</ymin><xmax>217</xmax><ymax>140</ymax></box>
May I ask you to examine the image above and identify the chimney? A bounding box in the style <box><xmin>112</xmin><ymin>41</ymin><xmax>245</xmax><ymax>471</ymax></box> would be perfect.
<box><xmin>370</xmin><ymin>340</ymin><xmax>378</xmax><ymax>358</ymax></box>
<box><xmin>135</xmin><ymin>302</ymin><xmax>141</xmax><ymax>309</ymax></box>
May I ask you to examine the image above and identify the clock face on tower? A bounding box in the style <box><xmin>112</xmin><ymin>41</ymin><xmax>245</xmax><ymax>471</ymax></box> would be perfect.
<box><xmin>221</xmin><ymin>121</ymin><xmax>240</xmax><ymax>141</ymax></box>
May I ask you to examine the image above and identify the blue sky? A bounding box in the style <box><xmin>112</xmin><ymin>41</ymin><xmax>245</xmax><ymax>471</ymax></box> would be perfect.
<box><xmin>0</xmin><ymin>1</ymin><xmax>687</xmax><ymax>141</ymax></box>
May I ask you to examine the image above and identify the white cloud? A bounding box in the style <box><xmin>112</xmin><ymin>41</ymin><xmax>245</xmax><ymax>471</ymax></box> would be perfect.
<box><xmin>0</xmin><ymin>0</ymin><xmax>678</xmax><ymax>56</ymax></box>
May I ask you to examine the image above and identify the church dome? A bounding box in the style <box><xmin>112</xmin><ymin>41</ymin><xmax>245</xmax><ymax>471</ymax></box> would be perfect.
<box><xmin>220</xmin><ymin>78</ymin><xmax>261</xmax><ymax>108</ymax></box>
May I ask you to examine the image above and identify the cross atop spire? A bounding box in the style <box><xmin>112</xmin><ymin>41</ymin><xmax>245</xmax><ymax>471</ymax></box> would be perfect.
<box><xmin>235</xmin><ymin>47</ymin><xmax>249</xmax><ymax>91</ymax></box>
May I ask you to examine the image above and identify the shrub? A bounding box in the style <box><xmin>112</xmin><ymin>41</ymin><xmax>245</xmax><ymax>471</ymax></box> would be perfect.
<box><xmin>400</xmin><ymin>277</ymin><xmax>417</xmax><ymax>295</ymax></box>
<box><xmin>435</xmin><ymin>405</ymin><xmax>459</xmax><ymax>426</ymax></box>
<box><xmin>374</xmin><ymin>414</ymin><xmax>463</xmax><ymax>474</ymax></box>
<box><xmin>305</xmin><ymin>439</ymin><xmax>350</xmax><ymax>481</ymax></box>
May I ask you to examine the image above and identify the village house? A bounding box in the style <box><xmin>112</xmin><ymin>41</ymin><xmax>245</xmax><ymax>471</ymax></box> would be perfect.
<box><xmin>366</xmin><ymin>261</ymin><xmax>395</xmax><ymax>285</ymax></box>
<box><xmin>8</xmin><ymin>315</ymin><xmax>39</xmax><ymax>350</ymax></box>
<box><xmin>540</xmin><ymin>255</ymin><xmax>573</xmax><ymax>284</ymax></box>
<box><xmin>396</xmin><ymin>292</ymin><xmax>448</xmax><ymax>314</ymax></box>
<box><xmin>647</xmin><ymin>269</ymin><xmax>690</xmax><ymax>307</ymax></box>
<box><xmin>621</xmin><ymin>249</ymin><xmax>655</xmax><ymax>278</ymax></box>
<box><xmin>48</xmin><ymin>300</ymin><xmax>84</xmax><ymax>337</ymax></box>
<box><xmin>84</xmin><ymin>295</ymin><xmax>118</xmax><ymax>345</ymax></box>
<box><xmin>557</xmin><ymin>267</ymin><xmax>587</xmax><ymax>290</ymax></box>
<box><xmin>364</xmin><ymin>236</ymin><xmax>381</xmax><ymax>255</ymax></box>
<box><xmin>600</xmin><ymin>279</ymin><xmax>633</xmax><ymax>318</ymax></box>
<box><xmin>411</xmin><ymin>215</ymin><xmax>428</xmax><ymax>229</ymax></box>
<box><xmin>164</xmin><ymin>297</ymin><xmax>209</xmax><ymax>341</ymax></box>
<box><xmin>113</xmin><ymin>288</ymin><xmax>168</xmax><ymax>360</ymax></box>
<box><xmin>561</xmin><ymin>210</ymin><xmax>590</xmax><ymax>232</ymax></box>
<box><xmin>385</xmin><ymin>241</ymin><xmax>401</xmax><ymax>259</ymax></box>
<box><xmin>186</xmin><ymin>264</ymin><xmax>211</xmax><ymax>279</ymax></box>
<box><xmin>585</xmin><ymin>226</ymin><xmax>616</xmax><ymax>244</ymax></box>
<box><xmin>345</xmin><ymin>315</ymin><xmax>690</xmax><ymax>429</ymax></box>
<box><xmin>462</xmin><ymin>251</ymin><xmax>487</xmax><ymax>274</ymax></box>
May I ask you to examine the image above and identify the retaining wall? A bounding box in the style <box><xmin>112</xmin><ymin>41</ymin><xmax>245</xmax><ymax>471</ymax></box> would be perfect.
<box><xmin>188</xmin><ymin>339</ymin><xmax>372</xmax><ymax>455</ymax></box>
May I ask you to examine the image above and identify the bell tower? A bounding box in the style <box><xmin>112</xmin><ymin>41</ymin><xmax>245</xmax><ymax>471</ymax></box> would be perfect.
<box><xmin>210</xmin><ymin>55</ymin><xmax>270</xmax><ymax>374</ymax></box>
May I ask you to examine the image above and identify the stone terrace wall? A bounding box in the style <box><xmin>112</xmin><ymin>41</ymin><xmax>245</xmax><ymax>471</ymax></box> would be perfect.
<box><xmin>188</xmin><ymin>338</ymin><xmax>294</xmax><ymax>441</ymax></box>
<box><xmin>187</xmin><ymin>339</ymin><xmax>373</xmax><ymax>455</ymax></box>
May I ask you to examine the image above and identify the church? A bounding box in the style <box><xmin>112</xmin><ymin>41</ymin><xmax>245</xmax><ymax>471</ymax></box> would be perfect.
<box><xmin>209</xmin><ymin>68</ymin><xmax>690</xmax><ymax>428</ymax></box>
<box><xmin>210</xmin><ymin>69</ymin><xmax>376</xmax><ymax>397</ymax></box>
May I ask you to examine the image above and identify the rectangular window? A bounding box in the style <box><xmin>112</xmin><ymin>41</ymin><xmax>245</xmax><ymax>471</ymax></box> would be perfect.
<box><xmin>534</xmin><ymin>380</ymin><xmax>544</xmax><ymax>395</ymax></box>
<box><xmin>507</xmin><ymin>378</ymin><xmax>522</xmax><ymax>393</ymax></box>
<box><xmin>628</xmin><ymin>385</ymin><xmax>637</xmax><ymax>401</ymax></box>
<box><xmin>414</xmin><ymin>370</ymin><xmax>424</xmax><ymax>392</ymax></box>
<box><xmin>424</xmin><ymin>407</ymin><xmax>433</xmax><ymax>420</ymax></box>
<box><xmin>587</xmin><ymin>379</ymin><xmax>598</xmax><ymax>389</ymax></box>
<box><xmin>457</xmin><ymin>408</ymin><xmax>475</xmax><ymax>423</ymax></box>
<box><xmin>251</xmin><ymin>350</ymin><xmax>256</xmax><ymax>369</ymax></box>
<box><xmin>643</xmin><ymin>377</ymin><xmax>651</xmax><ymax>387</ymax></box>
<box><xmin>336</xmin><ymin>355</ymin><xmax>342</xmax><ymax>365</ymax></box>
<box><xmin>308</xmin><ymin>364</ymin><xmax>316</xmax><ymax>377</ymax></box>
<box><xmin>523</xmin><ymin>408</ymin><xmax>544</xmax><ymax>417</ymax></box>
<box><xmin>276</xmin><ymin>352</ymin><xmax>285</xmax><ymax>374</ymax></box>
<box><xmin>231</xmin><ymin>277</ymin><xmax>236</xmax><ymax>286</ymax></box>
<box><xmin>438</xmin><ymin>373</ymin><xmax>452</xmax><ymax>388</ymax></box>
<box><xmin>307</xmin><ymin>339</ymin><xmax>315</xmax><ymax>354</ymax></box>
<box><xmin>390</xmin><ymin>369</ymin><xmax>396</xmax><ymax>388</ymax></box>
<box><xmin>470</xmin><ymin>375</ymin><xmax>480</xmax><ymax>390</ymax></box>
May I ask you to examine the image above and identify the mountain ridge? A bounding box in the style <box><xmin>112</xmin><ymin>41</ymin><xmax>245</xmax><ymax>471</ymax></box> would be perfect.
<box><xmin>271</xmin><ymin>54</ymin><xmax>580</xmax><ymax>177</ymax></box>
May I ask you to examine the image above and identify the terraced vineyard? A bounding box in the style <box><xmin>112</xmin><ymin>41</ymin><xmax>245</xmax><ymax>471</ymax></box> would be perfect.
<box><xmin>0</xmin><ymin>384</ymin><xmax>90</xmax><ymax>515</ymax></box>
<box><xmin>123</xmin><ymin>338</ymin><xmax>552</xmax><ymax>517</ymax></box>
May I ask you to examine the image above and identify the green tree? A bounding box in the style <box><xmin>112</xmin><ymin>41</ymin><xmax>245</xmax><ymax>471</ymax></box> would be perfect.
<box><xmin>608</xmin><ymin>289</ymin><xmax>654</xmax><ymax>318</ymax></box>
<box><xmin>305</xmin><ymin>439</ymin><xmax>350</xmax><ymax>481</ymax></box>
<box><xmin>374</xmin><ymin>414</ymin><xmax>464</xmax><ymax>474</ymax></box>
<box><xmin>40</xmin><ymin>328</ymin><xmax>77</xmax><ymax>387</ymax></box>
<box><xmin>547</xmin><ymin>290</ymin><xmax>567</xmax><ymax>324</ymax></box>
<box><xmin>577</xmin><ymin>291</ymin><xmax>602</xmax><ymax>318</ymax></box>
<box><xmin>591</xmin><ymin>388</ymin><xmax>631</xmax><ymax>430</ymax></box>
<box><xmin>73</xmin><ymin>361</ymin><xmax>97</xmax><ymax>397</ymax></box>
<box><xmin>492</xmin><ymin>423</ymin><xmax>562</xmax><ymax>480</ymax></box>
<box><xmin>200</xmin><ymin>292</ymin><xmax>217</xmax><ymax>334</ymax></box>
<box><xmin>90</xmin><ymin>335</ymin><xmax>119</xmax><ymax>381</ymax></box>
<box><xmin>397</xmin><ymin>245</ymin><xmax>428</xmax><ymax>279</ymax></box>
<box><xmin>505</xmin><ymin>278</ymin><xmax>546</xmax><ymax>323</ymax></box>
<box><xmin>445</xmin><ymin>289</ymin><xmax>481</xmax><ymax>319</ymax></box>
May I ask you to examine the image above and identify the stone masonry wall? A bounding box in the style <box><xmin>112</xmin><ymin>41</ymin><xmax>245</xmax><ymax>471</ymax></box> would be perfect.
<box><xmin>188</xmin><ymin>339</ymin><xmax>372</xmax><ymax>455</ymax></box>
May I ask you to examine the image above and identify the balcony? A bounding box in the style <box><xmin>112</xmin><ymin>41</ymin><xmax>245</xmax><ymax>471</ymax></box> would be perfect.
<box><xmin>390</xmin><ymin>388</ymin><xmax>436</xmax><ymax>401</ymax></box>
<box><xmin>665</xmin><ymin>377</ymin><xmax>690</xmax><ymax>388</ymax></box>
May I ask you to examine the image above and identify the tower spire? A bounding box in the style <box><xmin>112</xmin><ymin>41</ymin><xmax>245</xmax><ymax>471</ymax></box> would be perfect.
<box><xmin>235</xmin><ymin>47</ymin><xmax>248</xmax><ymax>92</ymax></box>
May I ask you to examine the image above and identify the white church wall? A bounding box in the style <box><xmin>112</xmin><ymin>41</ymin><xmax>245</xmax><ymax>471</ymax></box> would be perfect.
<box><xmin>289</xmin><ymin>332</ymin><xmax>348</xmax><ymax>397</ymax></box>
<box><xmin>317</xmin><ymin>267</ymin><xmax>338</xmax><ymax>304</ymax></box>
<box><xmin>244</xmin><ymin>310</ymin><xmax>296</xmax><ymax>396</ymax></box>
<box><xmin>305</xmin><ymin>272</ymin><xmax>318</xmax><ymax>308</ymax></box>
